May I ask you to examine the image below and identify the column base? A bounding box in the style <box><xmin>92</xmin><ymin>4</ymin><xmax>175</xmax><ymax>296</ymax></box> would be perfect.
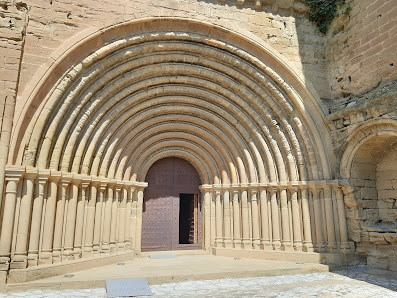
<box><xmin>223</xmin><ymin>239</ymin><xmax>233</xmax><ymax>248</ymax></box>
<box><xmin>242</xmin><ymin>239</ymin><xmax>252</xmax><ymax>249</ymax></box>
<box><xmin>252</xmin><ymin>240</ymin><xmax>261</xmax><ymax>250</ymax></box>
<box><xmin>281</xmin><ymin>240</ymin><xmax>293</xmax><ymax>251</ymax></box>
<box><xmin>215</xmin><ymin>239</ymin><xmax>224</xmax><ymax>247</ymax></box>
<box><xmin>303</xmin><ymin>244</ymin><xmax>314</xmax><ymax>253</ymax></box>
<box><xmin>27</xmin><ymin>255</ymin><xmax>38</xmax><ymax>268</ymax></box>
<box><xmin>0</xmin><ymin>270</ymin><xmax>7</xmax><ymax>291</ymax></box>
<box><xmin>38</xmin><ymin>252</ymin><xmax>53</xmax><ymax>265</ymax></box>
<box><xmin>261</xmin><ymin>243</ymin><xmax>273</xmax><ymax>251</ymax></box>
<box><xmin>327</xmin><ymin>242</ymin><xmax>338</xmax><ymax>253</ymax></box>
<box><xmin>293</xmin><ymin>241</ymin><xmax>303</xmax><ymax>251</ymax></box>
<box><xmin>82</xmin><ymin>251</ymin><xmax>94</xmax><ymax>258</ymax></box>
<box><xmin>62</xmin><ymin>249</ymin><xmax>74</xmax><ymax>260</ymax></box>
<box><xmin>52</xmin><ymin>250</ymin><xmax>61</xmax><ymax>263</ymax></box>
<box><xmin>233</xmin><ymin>240</ymin><xmax>241</xmax><ymax>248</ymax></box>
<box><xmin>0</xmin><ymin>257</ymin><xmax>10</xmax><ymax>271</ymax></box>
<box><xmin>314</xmin><ymin>245</ymin><xmax>326</xmax><ymax>253</ymax></box>
<box><xmin>9</xmin><ymin>260</ymin><xmax>27</xmax><ymax>270</ymax></box>
<box><xmin>272</xmin><ymin>241</ymin><xmax>281</xmax><ymax>251</ymax></box>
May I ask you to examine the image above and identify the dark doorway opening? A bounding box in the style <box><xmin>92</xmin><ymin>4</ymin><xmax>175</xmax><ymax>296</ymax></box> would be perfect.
<box><xmin>179</xmin><ymin>194</ymin><xmax>198</xmax><ymax>244</ymax></box>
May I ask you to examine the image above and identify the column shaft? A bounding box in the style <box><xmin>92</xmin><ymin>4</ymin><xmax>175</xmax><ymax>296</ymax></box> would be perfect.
<box><xmin>270</xmin><ymin>189</ymin><xmax>281</xmax><ymax>249</ymax></box>
<box><xmin>251</xmin><ymin>189</ymin><xmax>260</xmax><ymax>249</ymax></box>
<box><xmin>312</xmin><ymin>189</ymin><xmax>325</xmax><ymax>252</ymax></box>
<box><xmin>215</xmin><ymin>190</ymin><xmax>223</xmax><ymax>247</ymax></box>
<box><xmin>134</xmin><ymin>189</ymin><xmax>144</xmax><ymax>253</ymax></box>
<box><xmin>124</xmin><ymin>187</ymin><xmax>132</xmax><ymax>248</ymax></box>
<box><xmin>335</xmin><ymin>187</ymin><xmax>350</xmax><ymax>250</ymax></box>
<box><xmin>203</xmin><ymin>190</ymin><xmax>211</xmax><ymax>251</ymax></box>
<box><xmin>83</xmin><ymin>184</ymin><xmax>98</xmax><ymax>256</ymax></box>
<box><xmin>52</xmin><ymin>180</ymin><xmax>69</xmax><ymax>263</ymax></box>
<box><xmin>0</xmin><ymin>176</ymin><xmax>21</xmax><ymax>270</ymax></box>
<box><xmin>110</xmin><ymin>187</ymin><xmax>120</xmax><ymax>251</ymax></box>
<box><xmin>93</xmin><ymin>185</ymin><xmax>106</xmax><ymax>253</ymax></box>
<box><xmin>40</xmin><ymin>177</ymin><xmax>60</xmax><ymax>264</ymax></box>
<box><xmin>323</xmin><ymin>187</ymin><xmax>337</xmax><ymax>251</ymax></box>
<box><xmin>223</xmin><ymin>190</ymin><xmax>232</xmax><ymax>248</ymax></box>
<box><xmin>12</xmin><ymin>175</ymin><xmax>36</xmax><ymax>269</ymax></box>
<box><xmin>102</xmin><ymin>187</ymin><xmax>113</xmax><ymax>253</ymax></box>
<box><xmin>28</xmin><ymin>177</ymin><xmax>48</xmax><ymax>267</ymax></box>
<box><xmin>301</xmin><ymin>188</ymin><xmax>313</xmax><ymax>252</ymax></box>
<box><xmin>259</xmin><ymin>189</ymin><xmax>271</xmax><ymax>249</ymax></box>
<box><xmin>232</xmin><ymin>190</ymin><xmax>241</xmax><ymax>247</ymax></box>
<box><xmin>130</xmin><ymin>188</ymin><xmax>137</xmax><ymax>249</ymax></box>
<box><xmin>118</xmin><ymin>187</ymin><xmax>127</xmax><ymax>249</ymax></box>
<box><xmin>241</xmin><ymin>189</ymin><xmax>251</xmax><ymax>249</ymax></box>
<box><xmin>280</xmin><ymin>189</ymin><xmax>292</xmax><ymax>250</ymax></box>
<box><xmin>290</xmin><ymin>189</ymin><xmax>302</xmax><ymax>251</ymax></box>
<box><xmin>74</xmin><ymin>183</ymin><xmax>89</xmax><ymax>258</ymax></box>
<box><xmin>63</xmin><ymin>182</ymin><xmax>79</xmax><ymax>259</ymax></box>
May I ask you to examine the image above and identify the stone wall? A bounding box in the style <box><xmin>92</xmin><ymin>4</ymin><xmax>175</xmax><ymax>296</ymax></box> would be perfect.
<box><xmin>13</xmin><ymin>0</ymin><xmax>330</xmax><ymax>112</ymax></box>
<box><xmin>0</xmin><ymin>0</ymin><xmax>28</xmax><ymax>214</ymax></box>
<box><xmin>326</xmin><ymin>0</ymin><xmax>397</xmax><ymax>100</ymax></box>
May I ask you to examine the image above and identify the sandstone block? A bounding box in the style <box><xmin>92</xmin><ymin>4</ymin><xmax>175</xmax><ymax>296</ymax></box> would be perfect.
<box><xmin>367</xmin><ymin>254</ymin><xmax>389</xmax><ymax>270</ymax></box>
<box><xmin>369</xmin><ymin>232</ymin><xmax>387</xmax><ymax>244</ymax></box>
<box><xmin>384</xmin><ymin>233</ymin><xmax>397</xmax><ymax>244</ymax></box>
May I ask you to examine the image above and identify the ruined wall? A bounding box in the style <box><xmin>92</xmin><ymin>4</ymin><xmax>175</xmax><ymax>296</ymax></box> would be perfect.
<box><xmin>327</xmin><ymin>0</ymin><xmax>397</xmax><ymax>100</ymax></box>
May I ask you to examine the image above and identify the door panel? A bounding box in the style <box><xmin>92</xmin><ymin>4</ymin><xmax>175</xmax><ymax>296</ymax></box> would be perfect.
<box><xmin>141</xmin><ymin>157</ymin><xmax>201</xmax><ymax>251</ymax></box>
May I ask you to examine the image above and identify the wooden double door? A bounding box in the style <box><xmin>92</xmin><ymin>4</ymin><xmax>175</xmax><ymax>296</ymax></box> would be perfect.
<box><xmin>141</xmin><ymin>157</ymin><xmax>202</xmax><ymax>251</ymax></box>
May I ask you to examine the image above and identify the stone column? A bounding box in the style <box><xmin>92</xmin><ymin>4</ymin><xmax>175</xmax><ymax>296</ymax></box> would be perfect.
<box><xmin>11</xmin><ymin>169</ymin><xmax>37</xmax><ymax>269</ymax></box>
<box><xmin>83</xmin><ymin>178</ymin><xmax>100</xmax><ymax>257</ymax></box>
<box><xmin>200</xmin><ymin>186</ymin><xmax>212</xmax><ymax>252</ymax></box>
<box><xmin>63</xmin><ymin>177</ymin><xmax>81</xmax><ymax>259</ymax></box>
<box><xmin>259</xmin><ymin>187</ymin><xmax>271</xmax><ymax>249</ymax></box>
<box><xmin>311</xmin><ymin>187</ymin><xmax>325</xmax><ymax>252</ymax></box>
<box><xmin>223</xmin><ymin>189</ymin><xmax>232</xmax><ymax>248</ymax></box>
<box><xmin>93</xmin><ymin>182</ymin><xmax>106</xmax><ymax>253</ymax></box>
<box><xmin>52</xmin><ymin>174</ymin><xmax>71</xmax><ymax>263</ymax></box>
<box><xmin>241</xmin><ymin>186</ymin><xmax>251</xmax><ymax>249</ymax></box>
<box><xmin>74</xmin><ymin>179</ymin><xmax>90</xmax><ymax>259</ymax></box>
<box><xmin>289</xmin><ymin>186</ymin><xmax>302</xmax><ymax>251</ymax></box>
<box><xmin>231</xmin><ymin>187</ymin><xmax>241</xmax><ymax>248</ymax></box>
<box><xmin>134</xmin><ymin>186</ymin><xmax>146</xmax><ymax>253</ymax></box>
<box><xmin>269</xmin><ymin>187</ymin><xmax>281</xmax><ymax>250</ymax></box>
<box><xmin>102</xmin><ymin>185</ymin><xmax>113</xmax><ymax>253</ymax></box>
<box><xmin>323</xmin><ymin>185</ymin><xmax>337</xmax><ymax>252</ymax></box>
<box><xmin>0</xmin><ymin>167</ymin><xmax>24</xmax><ymax>270</ymax></box>
<box><xmin>124</xmin><ymin>185</ymin><xmax>133</xmax><ymax>249</ymax></box>
<box><xmin>279</xmin><ymin>188</ymin><xmax>292</xmax><ymax>251</ymax></box>
<box><xmin>210</xmin><ymin>191</ymin><xmax>216</xmax><ymax>247</ymax></box>
<box><xmin>250</xmin><ymin>187</ymin><xmax>260</xmax><ymax>249</ymax></box>
<box><xmin>300</xmin><ymin>187</ymin><xmax>313</xmax><ymax>252</ymax></box>
<box><xmin>40</xmin><ymin>171</ymin><xmax>61</xmax><ymax>264</ymax></box>
<box><xmin>110</xmin><ymin>183</ymin><xmax>120</xmax><ymax>251</ymax></box>
<box><xmin>214</xmin><ymin>189</ymin><xmax>223</xmax><ymax>247</ymax></box>
<box><xmin>28</xmin><ymin>170</ymin><xmax>50</xmax><ymax>267</ymax></box>
<box><xmin>129</xmin><ymin>187</ymin><xmax>137</xmax><ymax>249</ymax></box>
<box><xmin>336</xmin><ymin>186</ymin><xmax>350</xmax><ymax>251</ymax></box>
<box><xmin>118</xmin><ymin>183</ymin><xmax>127</xmax><ymax>249</ymax></box>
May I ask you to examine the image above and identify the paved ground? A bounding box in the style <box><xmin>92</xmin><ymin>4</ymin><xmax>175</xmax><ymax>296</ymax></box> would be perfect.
<box><xmin>6</xmin><ymin>252</ymin><xmax>330</xmax><ymax>291</ymax></box>
<box><xmin>1</xmin><ymin>267</ymin><xmax>397</xmax><ymax>297</ymax></box>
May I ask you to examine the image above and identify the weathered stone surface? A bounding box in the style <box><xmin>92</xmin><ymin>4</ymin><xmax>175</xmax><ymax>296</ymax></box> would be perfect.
<box><xmin>0</xmin><ymin>0</ymin><xmax>397</xmax><ymax>286</ymax></box>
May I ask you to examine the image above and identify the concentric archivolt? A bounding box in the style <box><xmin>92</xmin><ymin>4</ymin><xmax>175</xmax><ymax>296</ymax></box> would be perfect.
<box><xmin>12</xmin><ymin>18</ymin><xmax>333</xmax><ymax>185</ymax></box>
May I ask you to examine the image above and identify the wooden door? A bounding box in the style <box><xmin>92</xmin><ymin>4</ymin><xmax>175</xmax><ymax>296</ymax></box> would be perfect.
<box><xmin>141</xmin><ymin>157</ymin><xmax>201</xmax><ymax>251</ymax></box>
